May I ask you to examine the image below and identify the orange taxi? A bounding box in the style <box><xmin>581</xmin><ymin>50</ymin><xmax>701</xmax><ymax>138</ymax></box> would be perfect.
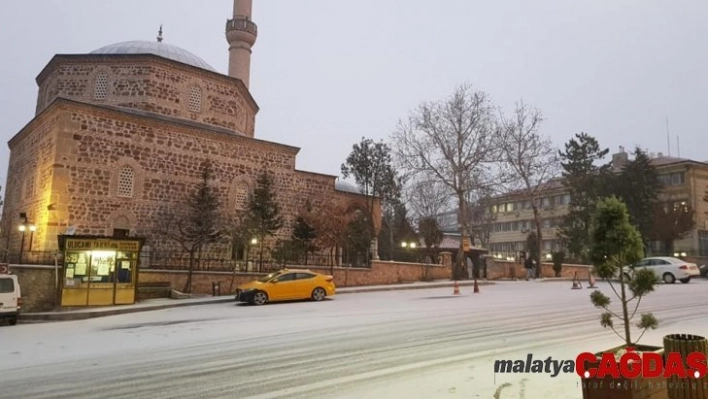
<box><xmin>234</xmin><ymin>269</ymin><xmax>336</xmax><ymax>305</ymax></box>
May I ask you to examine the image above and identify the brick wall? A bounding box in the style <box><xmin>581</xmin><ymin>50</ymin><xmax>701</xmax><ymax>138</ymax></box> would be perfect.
<box><xmin>486</xmin><ymin>260</ymin><xmax>593</xmax><ymax>280</ymax></box>
<box><xmin>7</xmin><ymin>265</ymin><xmax>61</xmax><ymax>312</ymax></box>
<box><xmin>140</xmin><ymin>260</ymin><xmax>452</xmax><ymax>296</ymax></box>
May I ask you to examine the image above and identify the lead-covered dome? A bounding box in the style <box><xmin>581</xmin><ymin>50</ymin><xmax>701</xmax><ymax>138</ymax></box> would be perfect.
<box><xmin>90</xmin><ymin>41</ymin><xmax>216</xmax><ymax>72</ymax></box>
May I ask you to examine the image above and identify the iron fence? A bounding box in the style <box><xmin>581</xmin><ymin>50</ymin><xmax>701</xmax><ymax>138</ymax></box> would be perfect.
<box><xmin>139</xmin><ymin>250</ymin><xmax>370</xmax><ymax>273</ymax></box>
<box><xmin>1</xmin><ymin>251</ymin><xmax>62</xmax><ymax>265</ymax></box>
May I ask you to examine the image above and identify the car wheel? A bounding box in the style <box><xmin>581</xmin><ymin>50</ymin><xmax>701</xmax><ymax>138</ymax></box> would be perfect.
<box><xmin>8</xmin><ymin>317</ymin><xmax>17</xmax><ymax>326</ymax></box>
<box><xmin>311</xmin><ymin>287</ymin><xmax>326</xmax><ymax>302</ymax></box>
<box><xmin>251</xmin><ymin>291</ymin><xmax>268</xmax><ymax>306</ymax></box>
<box><xmin>663</xmin><ymin>273</ymin><xmax>676</xmax><ymax>284</ymax></box>
<box><xmin>679</xmin><ymin>278</ymin><xmax>690</xmax><ymax>284</ymax></box>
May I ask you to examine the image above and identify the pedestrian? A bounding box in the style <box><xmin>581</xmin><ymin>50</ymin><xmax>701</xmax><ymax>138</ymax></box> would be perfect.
<box><xmin>524</xmin><ymin>256</ymin><xmax>535</xmax><ymax>281</ymax></box>
<box><xmin>466</xmin><ymin>256</ymin><xmax>474</xmax><ymax>280</ymax></box>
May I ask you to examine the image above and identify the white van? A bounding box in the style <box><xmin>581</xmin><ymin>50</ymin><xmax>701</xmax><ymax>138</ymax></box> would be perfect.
<box><xmin>0</xmin><ymin>274</ymin><xmax>21</xmax><ymax>326</ymax></box>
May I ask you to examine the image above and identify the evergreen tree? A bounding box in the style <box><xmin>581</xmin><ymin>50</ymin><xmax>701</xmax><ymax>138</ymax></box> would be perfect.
<box><xmin>418</xmin><ymin>216</ymin><xmax>444</xmax><ymax>263</ymax></box>
<box><xmin>246</xmin><ymin>170</ymin><xmax>284</xmax><ymax>270</ymax></box>
<box><xmin>612</xmin><ymin>148</ymin><xmax>662</xmax><ymax>247</ymax></box>
<box><xmin>341</xmin><ymin>137</ymin><xmax>400</xmax><ymax>261</ymax></box>
<box><xmin>557</xmin><ymin>133</ymin><xmax>611</xmax><ymax>262</ymax></box>
<box><xmin>589</xmin><ymin>197</ymin><xmax>658</xmax><ymax>347</ymax></box>
<box><xmin>292</xmin><ymin>216</ymin><xmax>316</xmax><ymax>265</ymax></box>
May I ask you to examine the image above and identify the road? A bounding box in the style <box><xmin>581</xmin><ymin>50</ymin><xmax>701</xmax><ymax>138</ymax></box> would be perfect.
<box><xmin>1</xmin><ymin>279</ymin><xmax>707</xmax><ymax>399</ymax></box>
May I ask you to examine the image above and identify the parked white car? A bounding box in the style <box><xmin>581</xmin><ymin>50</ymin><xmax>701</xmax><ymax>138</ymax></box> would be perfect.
<box><xmin>0</xmin><ymin>274</ymin><xmax>22</xmax><ymax>326</ymax></box>
<box><xmin>622</xmin><ymin>257</ymin><xmax>700</xmax><ymax>284</ymax></box>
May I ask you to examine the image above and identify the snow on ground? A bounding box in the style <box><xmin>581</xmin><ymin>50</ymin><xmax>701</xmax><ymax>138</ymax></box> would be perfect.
<box><xmin>1</xmin><ymin>279</ymin><xmax>707</xmax><ymax>398</ymax></box>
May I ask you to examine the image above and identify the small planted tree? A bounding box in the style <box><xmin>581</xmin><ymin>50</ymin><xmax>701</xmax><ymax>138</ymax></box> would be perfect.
<box><xmin>589</xmin><ymin>197</ymin><xmax>659</xmax><ymax>347</ymax></box>
<box><xmin>551</xmin><ymin>251</ymin><xmax>565</xmax><ymax>277</ymax></box>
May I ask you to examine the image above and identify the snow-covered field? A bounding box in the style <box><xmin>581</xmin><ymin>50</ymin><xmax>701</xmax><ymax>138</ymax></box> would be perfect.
<box><xmin>1</xmin><ymin>279</ymin><xmax>707</xmax><ymax>399</ymax></box>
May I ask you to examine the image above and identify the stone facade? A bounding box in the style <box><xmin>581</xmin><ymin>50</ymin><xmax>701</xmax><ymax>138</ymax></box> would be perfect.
<box><xmin>1</xmin><ymin>98</ymin><xmax>375</xmax><ymax>258</ymax></box>
<box><xmin>35</xmin><ymin>55</ymin><xmax>257</xmax><ymax>137</ymax></box>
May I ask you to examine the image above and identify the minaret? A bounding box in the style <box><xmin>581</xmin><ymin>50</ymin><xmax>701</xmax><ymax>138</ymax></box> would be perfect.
<box><xmin>226</xmin><ymin>0</ymin><xmax>257</xmax><ymax>88</ymax></box>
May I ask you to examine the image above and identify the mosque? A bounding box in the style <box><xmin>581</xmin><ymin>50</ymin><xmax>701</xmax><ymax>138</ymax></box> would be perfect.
<box><xmin>1</xmin><ymin>0</ymin><xmax>379</xmax><ymax>264</ymax></box>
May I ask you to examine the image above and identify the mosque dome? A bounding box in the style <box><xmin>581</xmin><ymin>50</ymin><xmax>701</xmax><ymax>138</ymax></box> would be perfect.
<box><xmin>90</xmin><ymin>40</ymin><xmax>216</xmax><ymax>72</ymax></box>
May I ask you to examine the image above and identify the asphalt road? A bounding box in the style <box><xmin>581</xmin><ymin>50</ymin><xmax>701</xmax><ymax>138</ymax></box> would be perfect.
<box><xmin>2</xmin><ymin>279</ymin><xmax>707</xmax><ymax>399</ymax></box>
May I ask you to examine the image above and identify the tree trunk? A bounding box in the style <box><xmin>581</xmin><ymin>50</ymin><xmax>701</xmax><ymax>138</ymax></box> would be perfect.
<box><xmin>258</xmin><ymin>238</ymin><xmax>264</xmax><ymax>272</ymax></box>
<box><xmin>618</xmin><ymin>264</ymin><xmax>632</xmax><ymax>346</ymax></box>
<box><xmin>456</xmin><ymin>191</ymin><xmax>468</xmax><ymax>281</ymax></box>
<box><xmin>532</xmin><ymin>205</ymin><xmax>543</xmax><ymax>278</ymax></box>
<box><xmin>664</xmin><ymin>239</ymin><xmax>674</xmax><ymax>256</ymax></box>
<box><xmin>184</xmin><ymin>249</ymin><xmax>195</xmax><ymax>294</ymax></box>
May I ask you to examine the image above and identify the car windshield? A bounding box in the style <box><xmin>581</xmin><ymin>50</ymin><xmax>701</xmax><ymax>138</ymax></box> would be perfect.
<box><xmin>257</xmin><ymin>272</ymin><xmax>282</xmax><ymax>283</ymax></box>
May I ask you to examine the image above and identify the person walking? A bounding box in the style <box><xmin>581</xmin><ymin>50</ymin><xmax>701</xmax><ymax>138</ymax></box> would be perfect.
<box><xmin>524</xmin><ymin>256</ymin><xmax>535</xmax><ymax>281</ymax></box>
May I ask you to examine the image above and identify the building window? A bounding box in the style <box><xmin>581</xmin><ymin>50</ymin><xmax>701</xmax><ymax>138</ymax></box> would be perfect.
<box><xmin>188</xmin><ymin>86</ymin><xmax>202</xmax><ymax>113</ymax></box>
<box><xmin>94</xmin><ymin>72</ymin><xmax>109</xmax><ymax>100</ymax></box>
<box><xmin>117</xmin><ymin>166</ymin><xmax>134</xmax><ymax>198</ymax></box>
<box><xmin>659</xmin><ymin>172</ymin><xmax>685</xmax><ymax>186</ymax></box>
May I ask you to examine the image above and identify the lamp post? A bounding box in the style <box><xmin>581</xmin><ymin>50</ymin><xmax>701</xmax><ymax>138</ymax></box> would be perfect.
<box><xmin>29</xmin><ymin>224</ymin><xmax>36</xmax><ymax>252</ymax></box>
<box><xmin>18</xmin><ymin>224</ymin><xmax>26</xmax><ymax>264</ymax></box>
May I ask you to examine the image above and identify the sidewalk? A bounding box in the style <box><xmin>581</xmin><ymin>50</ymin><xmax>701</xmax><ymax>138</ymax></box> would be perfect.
<box><xmin>19</xmin><ymin>280</ymin><xmax>494</xmax><ymax>323</ymax></box>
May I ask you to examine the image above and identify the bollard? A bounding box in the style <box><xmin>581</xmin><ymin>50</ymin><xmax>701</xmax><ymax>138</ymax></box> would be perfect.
<box><xmin>664</xmin><ymin>334</ymin><xmax>708</xmax><ymax>399</ymax></box>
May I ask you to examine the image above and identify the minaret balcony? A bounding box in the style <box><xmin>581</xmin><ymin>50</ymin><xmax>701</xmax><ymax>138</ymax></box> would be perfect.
<box><xmin>226</xmin><ymin>18</ymin><xmax>258</xmax><ymax>36</ymax></box>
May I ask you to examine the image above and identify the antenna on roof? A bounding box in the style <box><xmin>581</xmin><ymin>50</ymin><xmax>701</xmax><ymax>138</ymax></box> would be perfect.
<box><xmin>677</xmin><ymin>135</ymin><xmax>680</xmax><ymax>157</ymax></box>
<box><xmin>157</xmin><ymin>25</ymin><xmax>164</xmax><ymax>43</ymax></box>
<box><xmin>666</xmin><ymin>117</ymin><xmax>671</xmax><ymax>156</ymax></box>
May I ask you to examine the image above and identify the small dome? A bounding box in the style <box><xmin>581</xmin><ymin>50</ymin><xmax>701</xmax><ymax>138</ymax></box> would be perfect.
<box><xmin>335</xmin><ymin>180</ymin><xmax>362</xmax><ymax>194</ymax></box>
<box><xmin>90</xmin><ymin>41</ymin><xmax>216</xmax><ymax>72</ymax></box>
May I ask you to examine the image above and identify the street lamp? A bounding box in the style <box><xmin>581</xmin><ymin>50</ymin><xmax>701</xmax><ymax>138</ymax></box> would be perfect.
<box><xmin>401</xmin><ymin>241</ymin><xmax>417</xmax><ymax>249</ymax></box>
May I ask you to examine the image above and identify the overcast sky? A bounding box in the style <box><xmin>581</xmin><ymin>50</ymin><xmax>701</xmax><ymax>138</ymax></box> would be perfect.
<box><xmin>1</xmin><ymin>0</ymin><xmax>708</xmax><ymax>188</ymax></box>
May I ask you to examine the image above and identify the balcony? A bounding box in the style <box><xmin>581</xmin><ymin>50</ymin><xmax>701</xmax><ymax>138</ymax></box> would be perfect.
<box><xmin>226</xmin><ymin>18</ymin><xmax>258</xmax><ymax>36</ymax></box>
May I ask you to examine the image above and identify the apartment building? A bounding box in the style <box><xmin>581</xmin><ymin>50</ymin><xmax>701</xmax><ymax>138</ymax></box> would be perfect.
<box><xmin>435</xmin><ymin>148</ymin><xmax>708</xmax><ymax>260</ymax></box>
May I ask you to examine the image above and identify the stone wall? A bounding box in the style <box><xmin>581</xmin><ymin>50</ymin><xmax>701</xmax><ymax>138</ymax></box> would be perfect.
<box><xmin>2</xmin><ymin>100</ymin><xmax>378</xmax><ymax>257</ymax></box>
<box><xmin>486</xmin><ymin>260</ymin><xmax>593</xmax><ymax>280</ymax></box>
<box><xmin>7</xmin><ymin>265</ymin><xmax>61</xmax><ymax>312</ymax></box>
<box><xmin>35</xmin><ymin>55</ymin><xmax>257</xmax><ymax>136</ymax></box>
<box><xmin>140</xmin><ymin>260</ymin><xmax>452</xmax><ymax>296</ymax></box>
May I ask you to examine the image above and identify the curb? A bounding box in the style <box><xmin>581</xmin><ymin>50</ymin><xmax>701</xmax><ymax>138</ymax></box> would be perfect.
<box><xmin>18</xmin><ymin>280</ymin><xmax>495</xmax><ymax>323</ymax></box>
<box><xmin>336</xmin><ymin>280</ymin><xmax>494</xmax><ymax>294</ymax></box>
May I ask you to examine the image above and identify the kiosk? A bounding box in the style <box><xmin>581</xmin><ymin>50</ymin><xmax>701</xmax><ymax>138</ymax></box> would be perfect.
<box><xmin>58</xmin><ymin>235</ymin><xmax>144</xmax><ymax>307</ymax></box>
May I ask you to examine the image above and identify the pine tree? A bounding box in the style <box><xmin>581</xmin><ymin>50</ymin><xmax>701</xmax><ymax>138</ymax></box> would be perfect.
<box><xmin>612</xmin><ymin>148</ymin><xmax>662</xmax><ymax>247</ymax></box>
<box><xmin>557</xmin><ymin>133</ymin><xmax>611</xmax><ymax>262</ymax></box>
<box><xmin>292</xmin><ymin>216</ymin><xmax>316</xmax><ymax>265</ymax></box>
<box><xmin>246</xmin><ymin>170</ymin><xmax>284</xmax><ymax>271</ymax></box>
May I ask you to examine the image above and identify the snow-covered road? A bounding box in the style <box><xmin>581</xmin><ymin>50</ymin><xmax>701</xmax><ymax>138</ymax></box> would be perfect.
<box><xmin>1</xmin><ymin>279</ymin><xmax>707</xmax><ymax>398</ymax></box>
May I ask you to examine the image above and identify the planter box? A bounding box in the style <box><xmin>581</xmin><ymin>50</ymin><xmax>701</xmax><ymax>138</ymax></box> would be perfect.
<box><xmin>581</xmin><ymin>345</ymin><xmax>667</xmax><ymax>399</ymax></box>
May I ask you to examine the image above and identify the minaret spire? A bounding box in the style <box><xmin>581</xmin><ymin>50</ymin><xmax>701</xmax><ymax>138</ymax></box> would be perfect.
<box><xmin>226</xmin><ymin>0</ymin><xmax>257</xmax><ymax>88</ymax></box>
<box><xmin>157</xmin><ymin>25</ymin><xmax>164</xmax><ymax>43</ymax></box>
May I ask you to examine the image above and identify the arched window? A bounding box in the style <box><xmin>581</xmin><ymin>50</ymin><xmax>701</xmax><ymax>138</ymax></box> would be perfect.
<box><xmin>117</xmin><ymin>166</ymin><xmax>134</xmax><ymax>198</ymax></box>
<box><xmin>94</xmin><ymin>72</ymin><xmax>109</xmax><ymax>100</ymax></box>
<box><xmin>188</xmin><ymin>86</ymin><xmax>202</xmax><ymax>112</ymax></box>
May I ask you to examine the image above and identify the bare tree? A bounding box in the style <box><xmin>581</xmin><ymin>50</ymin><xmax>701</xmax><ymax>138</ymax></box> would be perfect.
<box><xmin>500</xmin><ymin>100</ymin><xmax>560</xmax><ymax>276</ymax></box>
<box><xmin>154</xmin><ymin>161</ymin><xmax>224</xmax><ymax>293</ymax></box>
<box><xmin>405</xmin><ymin>174</ymin><xmax>453</xmax><ymax>222</ymax></box>
<box><xmin>393</xmin><ymin>83</ymin><xmax>503</xmax><ymax>279</ymax></box>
